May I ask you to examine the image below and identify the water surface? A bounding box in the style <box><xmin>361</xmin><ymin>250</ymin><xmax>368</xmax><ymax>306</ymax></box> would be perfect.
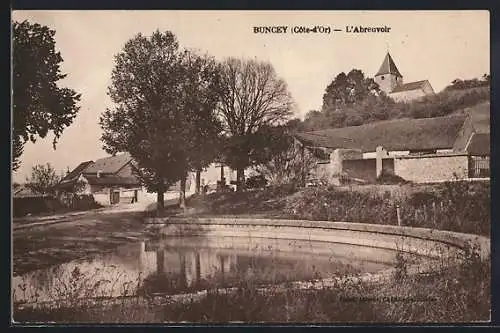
<box><xmin>13</xmin><ymin>235</ymin><xmax>422</xmax><ymax>304</ymax></box>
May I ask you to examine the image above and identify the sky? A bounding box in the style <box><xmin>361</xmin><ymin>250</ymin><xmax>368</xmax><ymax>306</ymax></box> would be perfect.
<box><xmin>11</xmin><ymin>10</ymin><xmax>490</xmax><ymax>183</ymax></box>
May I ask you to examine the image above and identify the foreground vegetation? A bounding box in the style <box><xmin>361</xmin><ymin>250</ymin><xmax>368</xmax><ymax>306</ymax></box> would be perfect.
<box><xmin>189</xmin><ymin>180</ymin><xmax>490</xmax><ymax>236</ymax></box>
<box><xmin>13</xmin><ymin>180</ymin><xmax>490</xmax><ymax>323</ymax></box>
<box><xmin>14</xmin><ymin>242</ymin><xmax>490</xmax><ymax>323</ymax></box>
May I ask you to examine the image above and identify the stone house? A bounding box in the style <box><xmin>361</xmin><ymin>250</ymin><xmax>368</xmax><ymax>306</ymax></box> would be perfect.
<box><xmin>58</xmin><ymin>153</ymin><xmax>244</xmax><ymax>205</ymax></box>
<box><xmin>374</xmin><ymin>52</ymin><xmax>435</xmax><ymax>103</ymax></box>
<box><xmin>58</xmin><ymin>153</ymin><xmax>144</xmax><ymax>206</ymax></box>
<box><xmin>295</xmin><ymin>102</ymin><xmax>490</xmax><ymax>184</ymax></box>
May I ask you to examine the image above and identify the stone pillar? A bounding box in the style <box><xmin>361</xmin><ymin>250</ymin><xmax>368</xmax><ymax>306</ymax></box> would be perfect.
<box><xmin>376</xmin><ymin>146</ymin><xmax>386</xmax><ymax>178</ymax></box>
<box><xmin>331</xmin><ymin>149</ymin><xmax>343</xmax><ymax>175</ymax></box>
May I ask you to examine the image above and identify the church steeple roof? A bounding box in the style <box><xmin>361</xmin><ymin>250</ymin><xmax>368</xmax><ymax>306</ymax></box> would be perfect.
<box><xmin>375</xmin><ymin>52</ymin><xmax>402</xmax><ymax>78</ymax></box>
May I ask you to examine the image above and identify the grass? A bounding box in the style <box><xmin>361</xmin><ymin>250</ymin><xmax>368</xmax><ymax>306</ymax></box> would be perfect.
<box><xmin>187</xmin><ymin>180</ymin><xmax>490</xmax><ymax>236</ymax></box>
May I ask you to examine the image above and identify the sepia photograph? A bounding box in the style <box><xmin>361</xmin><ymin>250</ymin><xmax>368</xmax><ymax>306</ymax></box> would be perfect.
<box><xmin>11</xmin><ymin>10</ymin><xmax>490</xmax><ymax>324</ymax></box>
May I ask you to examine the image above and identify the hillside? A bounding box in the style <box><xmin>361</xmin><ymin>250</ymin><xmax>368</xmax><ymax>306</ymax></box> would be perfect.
<box><xmin>298</xmin><ymin>85</ymin><xmax>490</xmax><ymax>131</ymax></box>
<box><xmin>452</xmin><ymin>100</ymin><xmax>490</xmax><ymax>133</ymax></box>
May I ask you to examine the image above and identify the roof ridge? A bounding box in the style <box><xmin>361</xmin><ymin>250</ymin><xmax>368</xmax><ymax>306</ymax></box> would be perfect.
<box><xmin>299</xmin><ymin>114</ymin><xmax>467</xmax><ymax>136</ymax></box>
<box><xmin>295</xmin><ymin>115</ymin><xmax>468</xmax><ymax>152</ymax></box>
<box><xmin>375</xmin><ymin>52</ymin><xmax>402</xmax><ymax>78</ymax></box>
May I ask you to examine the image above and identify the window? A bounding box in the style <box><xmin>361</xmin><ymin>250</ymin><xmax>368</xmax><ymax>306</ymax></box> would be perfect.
<box><xmin>381</xmin><ymin>76</ymin><xmax>385</xmax><ymax>80</ymax></box>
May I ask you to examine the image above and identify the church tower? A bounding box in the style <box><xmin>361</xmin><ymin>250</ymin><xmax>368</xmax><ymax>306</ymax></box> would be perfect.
<box><xmin>374</xmin><ymin>52</ymin><xmax>403</xmax><ymax>94</ymax></box>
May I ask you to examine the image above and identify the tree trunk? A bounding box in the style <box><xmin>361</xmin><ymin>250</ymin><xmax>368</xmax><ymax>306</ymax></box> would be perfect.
<box><xmin>157</xmin><ymin>190</ymin><xmax>164</xmax><ymax>215</ymax></box>
<box><xmin>179</xmin><ymin>174</ymin><xmax>187</xmax><ymax>210</ymax></box>
<box><xmin>195</xmin><ymin>169</ymin><xmax>201</xmax><ymax>194</ymax></box>
<box><xmin>156</xmin><ymin>249</ymin><xmax>165</xmax><ymax>274</ymax></box>
<box><xmin>236</xmin><ymin>167</ymin><xmax>245</xmax><ymax>191</ymax></box>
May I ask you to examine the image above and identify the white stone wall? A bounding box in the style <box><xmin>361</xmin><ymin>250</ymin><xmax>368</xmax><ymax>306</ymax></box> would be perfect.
<box><xmin>394</xmin><ymin>154</ymin><xmax>469</xmax><ymax>183</ymax></box>
<box><xmin>422</xmin><ymin>80</ymin><xmax>435</xmax><ymax>95</ymax></box>
<box><xmin>390</xmin><ymin>88</ymin><xmax>427</xmax><ymax>103</ymax></box>
<box><xmin>363</xmin><ymin>150</ymin><xmax>409</xmax><ymax>159</ymax></box>
<box><xmin>374</xmin><ymin>73</ymin><xmax>401</xmax><ymax>95</ymax></box>
<box><xmin>93</xmin><ymin>192</ymin><xmax>110</xmax><ymax>206</ymax></box>
<box><xmin>199</xmin><ymin>163</ymin><xmax>237</xmax><ymax>187</ymax></box>
<box><xmin>137</xmin><ymin>188</ymin><xmax>182</xmax><ymax>203</ymax></box>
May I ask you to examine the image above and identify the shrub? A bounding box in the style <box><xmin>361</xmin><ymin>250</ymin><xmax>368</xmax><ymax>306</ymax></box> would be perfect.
<box><xmin>282</xmin><ymin>182</ymin><xmax>489</xmax><ymax>236</ymax></box>
<box><xmin>246</xmin><ymin>175</ymin><xmax>268</xmax><ymax>189</ymax></box>
<box><xmin>375</xmin><ymin>171</ymin><xmax>409</xmax><ymax>185</ymax></box>
<box><xmin>401</xmin><ymin>181</ymin><xmax>490</xmax><ymax>235</ymax></box>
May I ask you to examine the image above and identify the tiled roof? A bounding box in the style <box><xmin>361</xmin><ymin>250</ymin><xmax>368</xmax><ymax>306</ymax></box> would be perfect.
<box><xmin>467</xmin><ymin>101</ymin><xmax>490</xmax><ymax>133</ymax></box>
<box><xmin>57</xmin><ymin>178</ymin><xmax>78</xmax><ymax>190</ymax></box>
<box><xmin>295</xmin><ymin>115</ymin><xmax>467</xmax><ymax>152</ymax></box>
<box><xmin>390</xmin><ymin>80</ymin><xmax>429</xmax><ymax>93</ymax></box>
<box><xmin>467</xmin><ymin>133</ymin><xmax>490</xmax><ymax>156</ymax></box>
<box><xmin>61</xmin><ymin>161</ymin><xmax>94</xmax><ymax>182</ymax></box>
<box><xmin>84</xmin><ymin>153</ymin><xmax>133</xmax><ymax>174</ymax></box>
<box><xmin>84</xmin><ymin>175</ymin><xmax>141</xmax><ymax>186</ymax></box>
<box><xmin>375</xmin><ymin>52</ymin><xmax>403</xmax><ymax>78</ymax></box>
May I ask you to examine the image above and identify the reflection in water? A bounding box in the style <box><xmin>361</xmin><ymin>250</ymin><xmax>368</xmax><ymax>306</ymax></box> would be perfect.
<box><xmin>13</xmin><ymin>236</ymin><xmax>416</xmax><ymax>304</ymax></box>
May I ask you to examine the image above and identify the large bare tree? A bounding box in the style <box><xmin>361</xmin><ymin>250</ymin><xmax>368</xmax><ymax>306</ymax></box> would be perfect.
<box><xmin>217</xmin><ymin>57</ymin><xmax>293</xmax><ymax>190</ymax></box>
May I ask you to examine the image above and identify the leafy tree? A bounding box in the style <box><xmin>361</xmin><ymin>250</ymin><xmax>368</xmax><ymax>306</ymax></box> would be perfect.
<box><xmin>322</xmin><ymin>69</ymin><xmax>380</xmax><ymax>113</ymax></box>
<box><xmin>12</xmin><ymin>136</ymin><xmax>24</xmax><ymax>171</ymax></box>
<box><xmin>284</xmin><ymin>118</ymin><xmax>302</xmax><ymax>131</ymax></box>
<box><xmin>301</xmin><ymin>110</ymin><xmax>331</xmax><ymax>131</ymax></box>
<box><xmin>100</xmin><ymin>30</ymin><xmax>222</xmax><ymax>212</ymax></box>
<box><xmin>25</xmin><ymin>163</ymin><xmax>61</xmax><ymax>195</ymax></box>
<box><xmin>217</xmin><ymin>57</ymin><xmax>293</xmax><ymax>190</ymax></box>
<box><xmin>445</xmin><ymin>75</ymin><xmax>490</xmax><ymax>91</ymax></box>
<box><xmin>177</xmin><ymin>51</ymin><xmax>223</xmax><ymax>207</ymax></box>
<box><xmin>298</xmin><ymin>69</ymin><xmax>408</xmax><ymax>130</ymax></box>
<box><xmin>12</xmin><ymin>20</ymin><xmax>81</xmax><ymax>171</ymax></box>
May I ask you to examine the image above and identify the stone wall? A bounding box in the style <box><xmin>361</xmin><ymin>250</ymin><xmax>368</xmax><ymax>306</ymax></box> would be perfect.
<box><xmin>93</xmin><ymin>191</ymin><xmax>110</xmax><ymax>206</ymax></box>
<box><xmin>343</xmin><ymin>159</ymin><xmax>377</xmax><ymax>182</ymax></box>
<box><xmin>329</xmin><ymin>149</ymin><xmax>362</xmax><ymax>174</ymax></box>
<box><xmin>394</xmin><ymin>153</ymin><xmax>469</xmax><ymax>183</ymax></box>
<box><xmin>390</xmin><ymin>88</ymin><xmax>427</xmax><ymax>103</ymax></box>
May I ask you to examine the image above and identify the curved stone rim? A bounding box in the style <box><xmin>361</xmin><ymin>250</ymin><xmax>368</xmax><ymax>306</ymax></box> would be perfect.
<box><xmin>159</xmin><ymin>217</ymin><xmax>490</xmax><ymax>259</ymax></box>
<box><xmin>16</xmin><ymin>217</ymin><xmax>490</xmax><ymax>311</ymax></box>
